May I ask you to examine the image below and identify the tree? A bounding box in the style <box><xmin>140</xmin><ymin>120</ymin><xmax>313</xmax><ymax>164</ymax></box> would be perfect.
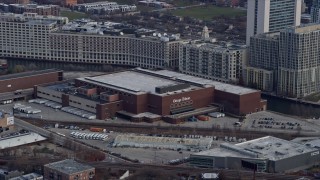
<box><xmin>12</xmin><ymin>65</ymin><xmax>26</xmax><ymax>73</ymax></box>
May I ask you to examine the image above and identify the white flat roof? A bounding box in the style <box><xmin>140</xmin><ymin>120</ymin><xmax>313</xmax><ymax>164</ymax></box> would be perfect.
<box><xmin>136</xmin><ymin>68</ymin><xmax>257</xmax><ymax>95</ymax></box>
<box><xmin>194</xmin><ymin>136</ymin><xmax>318</xmax><ymax>161</ymax></box>
<box><xmin>79</xmin><ymin>71</ymin><xmax>196</xmax><ymax>95</ymax></box>
<box><xmin>0</xmin><ymin>132</ymin><xmax>46</xmax><ymax>149</ymax></box>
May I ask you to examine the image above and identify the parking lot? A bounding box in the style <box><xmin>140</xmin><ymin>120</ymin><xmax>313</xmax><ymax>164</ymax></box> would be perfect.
<box><xmin>244</xmin><ymin>111</ymin><xmax>320</xmax><ymax>134</ymax></box>
<box><xmin>1</xmin><ymin>100</ymin><xmax>320</xmax><ymax>136</ymax></box>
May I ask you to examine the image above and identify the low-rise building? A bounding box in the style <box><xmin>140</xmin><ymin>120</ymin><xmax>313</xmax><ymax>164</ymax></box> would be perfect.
<box><xmin>190</xmin><ymin>136</ymin><xmax>320</xmax><ymax>173</ymax></box>
<box><xmin>0</xmin><ymin>169</ymin><xmax>23</xmax><ymax>180</ymax></box>
<box><xmin>72</xmin><ymin>1</ymin><xmax>137</xmax><ymax>14</ymax></box>
<box><xmin>0</xmin><ymin>111</ymin><xmax>14</xmax><ymax>129</ymax></box>
<box><xmin>44</xmin><ymin>159</ymin><xmax>95</xmax><ymax>180</ymax></box>
<box><xmin>9</xmin><ymin>173</ymin><xmax>43</xmax><ymax>180</ymax></box>
<box><xmin>8</xmin><ymin>4</ymin><xmax>60</xmax><ymax>16</ymax></box>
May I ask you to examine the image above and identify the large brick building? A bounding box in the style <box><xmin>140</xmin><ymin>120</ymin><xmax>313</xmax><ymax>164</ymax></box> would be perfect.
<box><xmin>35</xmin><ymin>68</ymin><xmax>266</xmax><ymax>123</ymax></box>
<box><xmin>0</xmin><ymin>69</ymin><xmax>63</xmax><ymax>94</ymax></box>
<box><xmin>44</xmin><ymin>159</ymin><xmax>95</xmax><ymax>180</ymax></box>
<box><xmin>63</xmin><ymin>0</ymin><xmax>77</xmax><ymax>6</ymax></box>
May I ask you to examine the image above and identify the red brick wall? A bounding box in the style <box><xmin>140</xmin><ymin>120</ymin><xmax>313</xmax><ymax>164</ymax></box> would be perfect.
<box><xmin>214</xmin><ymin>90</ymin><xmax>264</xmax><ymax>116</ymax></box>
<box><xmin>96</xmin><ymin>101</ymin><xmax>123</xmax><ymax>119</ymax></box>
<box><xmin>0</xmin><ymin>72</ymin><xmax>61</xmax><ymax>93</ymax></box>
<box><xmin>147</xmin><ymin>87</ymin><xmax>214</xmax><ymax>116</ymax></box>
<box><xmin>239</xmin><ymin>92</ymin><xmax>264</xmax><ymax>115</ymax></box>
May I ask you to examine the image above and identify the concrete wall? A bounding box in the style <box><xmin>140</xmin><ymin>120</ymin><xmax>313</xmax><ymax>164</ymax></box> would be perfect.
<box><xmin>36</xmin><ymin>86</ymin><xmax>63</xmax><ymax>103</ymax></box>
<box><xmin>271</xmin><ymin>150</ymin><xmax>320</xmax><ymax>173</ymax></box>
<box><xmin>68</xmin><ymin>95</ymin><xmax>97</xmax><ymax>113</ymax></box>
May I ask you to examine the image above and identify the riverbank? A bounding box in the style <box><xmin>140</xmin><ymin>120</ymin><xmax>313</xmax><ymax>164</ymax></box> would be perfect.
<box><xmin>261</xmin><ymin>92</ymin><xmax>320</xmax><ymax>107</ymax></box>
<box><xmin>261</xmin><ymin>93</ymin><xmax>320</xmax><ymax>118</ymax></box>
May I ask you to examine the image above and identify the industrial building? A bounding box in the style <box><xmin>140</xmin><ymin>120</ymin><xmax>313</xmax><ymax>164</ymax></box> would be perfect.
<box><xmin>0</xmin><ymin>69</ymin><xmax>63</xmax><ymax>93</ymax></box>
<box><xmin>44</xmin><ymin>159</ymin><xmax>95</xmax><ymax>180</ymax></box>
<box><xmin>190</xmin><ymin>136</ymin><xmax>320</xmax><ymax>173</ymax></box>
<box><xmin>35</xmin><ymin>68</ymin><xmax>266</xmax><ymax>122</ymax></box>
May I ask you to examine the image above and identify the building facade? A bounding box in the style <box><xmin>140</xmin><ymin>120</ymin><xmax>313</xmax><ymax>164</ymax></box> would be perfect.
<box><xmin>179</xmin><ymin>41</ymin><xmax>247</xmax><ymax>83</ymax></box>
<box><xmin>0</xmin><ymin>13</ymin><xmax>68</xmax><ymax>61</ymax></box>
<box><xmin>244</xmin><ymin>67</ymin><xmax>274</xmax><ymax>91</ymax></box>
<box><xmin>244</xmin><ymin>33</ymin><xmax>279</xmax><ymax>91</ymax></box>
<box><xmin>278</xmin><ymin>24</ymin><xmax>320</xmax><ymax>97</ymax></box>
<box><xmin>311</xmin><ymin>0</ymin><xmax>320</xmax><ymax>23</ymax></box>
<box><xmin>0</xmin><ymin>16</ymin><xmax>181</xmax><ymax>70</ymax></box>
<box><xmin>246</xmin><ymin>0</ymin><xmax>301</xmax><ymax>45</ymax></box>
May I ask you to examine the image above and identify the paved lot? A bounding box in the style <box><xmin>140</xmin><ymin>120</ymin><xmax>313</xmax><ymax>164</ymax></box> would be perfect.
<box><xmin>244</xmin><ymin>111</ymin><xmax>320</xmax><ymax>133</ymax></box>
<box><xmin>1</xmin><ymin>101</ymin><xmax>320</xmax><ymax>135</ymax></box>
<box><xmin>48</xmin><ymin>127</ymin><xmax>197</xmax><ymax>164</ymax></box>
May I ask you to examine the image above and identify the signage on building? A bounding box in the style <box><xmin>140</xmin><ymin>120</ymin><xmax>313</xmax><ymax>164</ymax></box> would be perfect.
<box><xmin>173</xmin><ymin>97</ymin><xmax>190</xmax><ymax>103</ymax></box>
<box><xmin>7</xmin><ymin>116</ymin><xmax>14</xmax><ymax>125</ymax></box>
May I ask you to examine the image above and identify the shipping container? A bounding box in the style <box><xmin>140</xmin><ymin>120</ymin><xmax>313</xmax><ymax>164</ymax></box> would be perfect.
<box><xmin>90</xmin><ymin>127</ymin><xmax>103</xmax><ymax>132</ymax></box>
<box><xmin>196</xmin><ymin>115</ymin><xmax>209</xmax><ymax>121</ymax></box>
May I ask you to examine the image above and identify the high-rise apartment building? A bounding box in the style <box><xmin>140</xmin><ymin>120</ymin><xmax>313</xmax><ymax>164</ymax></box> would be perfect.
<box><xmin>311</xmin><ymin>0</ymin><xmax>320</xmax><ymax>23</ymax></box>
<box><xmin>179</xmin><ymin>41</ymin><xmax>247</xmax><ymax>83</ymax></box>
<box><xmin>246</xmin><ymin>0</ymin><xmax>302</xmax><ymax>45</ymax></box>
<box><xmin>244</xmin><ymin>33</ymin><xmax>279</xmax><ymax>91</ymax></box>
<box><xmin>278</xmin><ymin>24</ymin><xmax>320</xmax><ymax>97</ymax></box>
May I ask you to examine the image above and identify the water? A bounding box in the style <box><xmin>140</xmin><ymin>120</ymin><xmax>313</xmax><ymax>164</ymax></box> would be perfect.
<box><xmin>261</xmin><ymin>94</ymin><xmax>320</xmax><ymax>118</ymax></box>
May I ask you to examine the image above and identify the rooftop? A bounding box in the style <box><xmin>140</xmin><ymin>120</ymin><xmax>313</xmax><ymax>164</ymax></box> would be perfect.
<box><xmin>9</xmin><ymin>3</ymin><xmax>59</xmax><ymax>8</ymax></box>
<box><xmin>56</xmin><ymin>19</ymin><xmax>180</xmax><ymax>41</ymax></box>
<box><xmin>184</xmin><ymin>40</ymin><xmax>247</xmax><ymax>51</ymax></box>
<box><xmin>9</xmin><ymin>173</ymin><xmax>42</xmax><ymax>180</ymax></box>
<box><xmin>194</xmin><ymin>136</ymin><xmax>317</xmax><ymax>161</ymax></box>
<box><xmin>135</xmin><ymin>68</ymin><xmax>257</xmax><ymax>95</ymax></box>
<box><xmin>0</xmin><ymin>69</ymin><xmax>61</xmax><ymax>81</ymax></box>
<box><xmin>44</xmin><ymin>159</ymin><xmax>94</xmax><ymax>175</ymax></box>
<box><xmin>0</xmin><ymin>12</ymin><xmax>68</xmax><ymax>25</ymax></box>
<box><xmin>285</xmin><ymin>23</ymin><xmax>320</xmax><ymax>34</ymax></box>
<box><xmin>79</xmin><ymin>71</ymin><xmax>198</xmax><ymax>95</ymax></box>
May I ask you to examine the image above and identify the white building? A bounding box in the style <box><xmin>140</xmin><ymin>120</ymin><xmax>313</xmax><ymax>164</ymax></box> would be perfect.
<box><xmin>246</xmin><ymin>0</ymin><xmax>302</xmax><ymax>45</ymax></box>
<box><xmin>0</xmin><ymin>15</ymin><xmax>182</xmax><ymax>69</ymax></box>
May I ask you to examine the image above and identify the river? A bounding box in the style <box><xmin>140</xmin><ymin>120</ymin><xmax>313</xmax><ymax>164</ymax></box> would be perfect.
<box><xmin>261</xmin><ymin>94</ymin><xmax>320</xmax><ymax>119</ymax></box>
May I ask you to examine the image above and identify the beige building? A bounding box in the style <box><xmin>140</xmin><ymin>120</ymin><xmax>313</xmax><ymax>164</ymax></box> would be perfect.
<box><xmin>243</xmin><ymin>66</ymin><xmax>274</xmax><ymax>92</ymax></box>
<box><xmin>0</xmin><ymin>112</ymin><xmax>14</xmax><ymax>129</ymax></box>
<box><xmin>0</xmin><ymin>15</ymin><xmax>181</xmax><ymax>70</ymax></box>
<box><xmin>179</xmin><ymin>40</ymin><xmax>247</xmax><ymax>83</ymax></box>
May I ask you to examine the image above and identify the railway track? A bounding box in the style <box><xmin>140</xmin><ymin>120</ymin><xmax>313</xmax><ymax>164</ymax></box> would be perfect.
<box><xmin>21</xmin><ymin>117</ymin><xmax>313</xmax><ymax>140</ymax></box>
<box><xmin>87</xmin><ymin>162</ymin><xmax>306</xmax><ymax>180</ymax></box>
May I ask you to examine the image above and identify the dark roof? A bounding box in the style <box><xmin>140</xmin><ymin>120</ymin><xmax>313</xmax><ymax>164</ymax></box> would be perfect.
<box><xmin>44</xmin><ymin>159</ymin><xmax>94</xmax><ymax>175</ymax></box>
<box><xmin>0</xmin><ymin>69</ymin><xmax>62</xmax><ymax>81</ymax></box>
